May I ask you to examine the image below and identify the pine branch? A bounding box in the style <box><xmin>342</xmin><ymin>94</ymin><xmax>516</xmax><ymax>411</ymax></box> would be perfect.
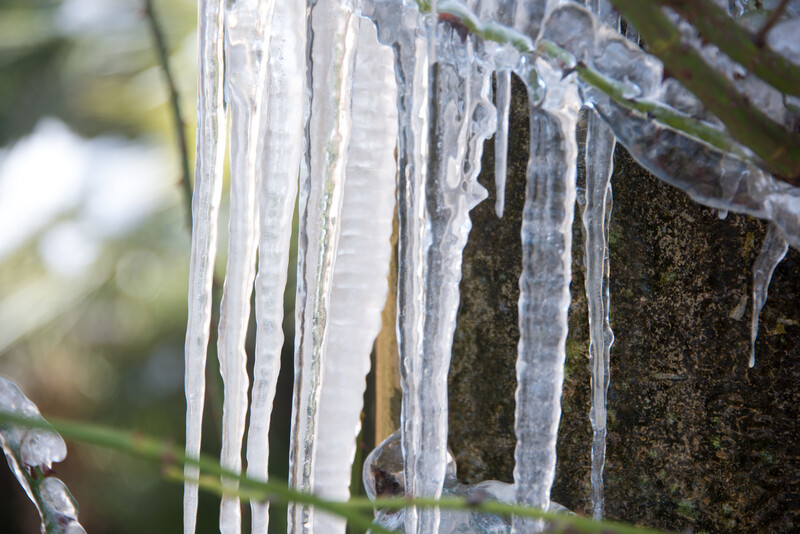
<box><xmin>662</xmin><ymin>0</ymin><xmax>800</xmax><ymax>97</ymax></box>
<box><xmin>607</xmin><ymin>0</ymin><xmax>800</xmax><ymax>183</ymax></box>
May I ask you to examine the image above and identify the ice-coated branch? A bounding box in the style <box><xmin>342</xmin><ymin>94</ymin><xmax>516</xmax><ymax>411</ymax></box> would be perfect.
<box><xmin>661</xmin><ymin>0</ymin><xmax>800</xmax><ymax>98</ymax></box>
<box><xmin>608</xmin><ymin>0</ymin><xmax>800</xmax><ymax>183</ymax></box>
<box><xmin>413</xmin><ymin>0</ymin><xmax>800</xmax><ymax>187</ymax></box>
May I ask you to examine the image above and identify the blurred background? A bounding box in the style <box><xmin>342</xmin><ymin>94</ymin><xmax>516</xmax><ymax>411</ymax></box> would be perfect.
<box><xmin>0</xmin><ymin>1</ymin><xmax>306</xmax><ymax>531</ymax></box>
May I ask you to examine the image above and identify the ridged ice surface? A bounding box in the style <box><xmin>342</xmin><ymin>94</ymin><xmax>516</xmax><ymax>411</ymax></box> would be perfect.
<box><xmin>513</xmin><ymin>57</ymin><xmax>580</xmax><ymax>533</ymax></box>
<box><xmin>366</xmin><ymin>1</ymin><xmax>430</xmax><ymax>532</ymax></box>
<box><xmin>415</xmin><ymin>29</ymin><xmax>494</xmax><ymax>533</ymax></box>
<box><xmin>288</xmin><ymin>1</ymin><xmax>360</xmax><ymax>531</ymax></box>
<box><xmin>311</xmin><ymin>17</ymin><xmax>397</xmax><ymax>534</ymax></box>
<box><xmin>750</xmin><ymin>224</ymin><xmax>789</xmax><ymax>368</ymax></box>
<box><xmin>184</xmin><ymin>1</ymin><xmax>226</xmax><ymax>532</ymax></box>
<box><xmin>218</xmin><ymin>2</ymin><xmax>275</xmax><ymax>532</ymax></box>
<box><xmin>0</xmin><ymin>377</ymin><xmax>85</xmax><ymax>534</ymax></box>
<box><xmin>244</xmin><ymin>1</ymin><xmax>305</xmax><ymax>532</ymax></box>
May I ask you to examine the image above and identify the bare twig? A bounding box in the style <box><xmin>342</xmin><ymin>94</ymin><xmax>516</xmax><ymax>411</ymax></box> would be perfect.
<box><xmin>143</xmin><ymin>0</ymin><xmax>193</xmax><ymax>229</ymax></box>
<box><xmin>754</xmin><ymin>0</ymin><xmax>791</xmax><ymax>46</ymax></box>
<box><xmin>663</xmin><ymin>0</ymin><xmax>800</xmax><ymax>97</ymax></box>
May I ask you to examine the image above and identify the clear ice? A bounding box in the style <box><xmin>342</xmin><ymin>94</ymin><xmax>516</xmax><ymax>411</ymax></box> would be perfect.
<box><xmin>245</xmin><ymin>0</ymin><xmax>305</xmax><ymax>532</ymax></box>
<box><xmin>184</xmin><ymin>1</ymin><xmax>226</xmax><ymax>532</ymax></box>
<box><xmin>0</xmin><ymin>376</ymin><xmax>86</xmax><ymax>534</ymax></box>
<box><xmin>582</xmin><ymin>0</ymin><xmax>618</xmax><ymax>520</ymax></box>
<box><xmin>181</xmin><ymin>0</ymin><xmax>800</xmax><ymax>532</ymax></box>
<box><xmin>750</xmin><ymin>224</ymin><xmax>789</xmax><ymax>368</ymax></box>
<box><xmin>288</xmin><ymin>1</ymin><xmax>360</xmax><ymax>532</ymax></box>
<box><xmin>218</xmin><ymin>1</ymin><xmax>275</xmax><ymax>531</ymax></box>
<box><xmin>311</xmin><ymin>16</ymin><xmax>397</xmax><ymax>534</ymax></box>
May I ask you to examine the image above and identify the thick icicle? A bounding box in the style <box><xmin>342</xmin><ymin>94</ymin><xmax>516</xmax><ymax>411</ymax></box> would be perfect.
<box><xmin>219</xmin><ymin>1</ymin><xmax>275</xmax><ymax>532</ymax></box>
<box><xmin>184</xmin><ymin>1</ymin><xmax>226</xmax><ymax>532</ymax></box>
<box><xmin>513</xmin><ymin>58</ymin><xmax>580</xmax><ymax>534</ymax></box>
<box><xmin>288</xmin><ymin>1</ymin><xmax>360</xmax><ymax>531</ymax></box>
<box><xmin>366</xmin><ymin>1</ymin><xmax>430</xmax><ymax>531</ymax></box>
<box><xmin>749</xmin><ymin>224</ymin><xmax>789</xmax><ymax>368</ymax></box>
<box><xmin>415</xmin><ymin>30</ymin><xmax>493</xmax><ymax>534</ymax></box>
<box><xmin>310</xmin><ymin>17</ymin><xmax>398</xmax><ymax>534</ymax></box>
<box><xmin>245</xmin><ymin>0</ymin><xmax>305</xmax><ymax>532</ymax></box>
<box><xmin>583</xmin><ymin>0</ymin><xmax>618</xmax><ymax>520</ymax></box>
<box><xmin>0</xmin><ymin>376</ymin><xmax>86</xmax><ymax>534</ymax></box>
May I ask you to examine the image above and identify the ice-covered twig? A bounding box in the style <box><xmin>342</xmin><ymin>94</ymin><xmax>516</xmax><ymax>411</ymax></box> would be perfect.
<box><xmin>609</xmin><ymin>0</ymin><xmax>800</xmax><ymax>183</ymax></box>
<box><xmin>0</xmin><ymin>377</ymin><xmax>85</xmax><ymax>534</ymax></box>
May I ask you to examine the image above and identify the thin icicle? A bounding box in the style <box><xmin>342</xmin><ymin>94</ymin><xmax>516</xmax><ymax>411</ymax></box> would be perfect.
<box><xmin>583</xmin><ymin>0</ymin><xmax>618</xmax><ymax>521</ymax></box>
<box><xmin>366</xmin><ymin>1</ymin><xmax>430</xmax><ymax>532</ymax></box>
<box><xmin>288</xmin><ymin>1</ymin><xmax>360</xmax><ymax>531</ymax></box>
<box><xmin>583</xmin><ymin>109</ymin><xmax>615</xmax><ymax>520</ymax></box>
<box><xmin>311</xmin><ymin>19</ymin><xmax>398</xmax><ymax>533</ymax></box>
<box><xmin>494</xmin><ymin>70</ymin><xmax>511</xmax><ymax>217</ymax></box>
<box><xmin>513</xmin><ymin>57</ymin><xmax>580</xmax><ymax>534</ymax></box>
<box><xmin>219</xmin><ymin>1</ymin><xmax>276</xmax><ymax>532</ymax></box>
<box><xmin>245</xmin><ymin>0</ymin><xmax>305</xmax><ymax>532</ymax></box>
<box><xmin>750</xmin><ymin>224</ymin><xmax>789</xmax><ymax>368</ymax></box>
<box><xmin>184</xmin><ymin>1</ymin><xmax>226</xmax><ymax>532</ymax></box>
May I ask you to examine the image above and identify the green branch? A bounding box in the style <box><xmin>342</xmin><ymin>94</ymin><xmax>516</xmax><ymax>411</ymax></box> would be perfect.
<box><xmin>609</xmin><ymin>0</ymin><xmax>800</xmax><ymax>183</ymax></box>
<box><xmin>426</xmin><ymin>1</ymin><xmax>755</xmax><ymax>166</ymax></box>
<box><xmin>662</xmin><ymin>0</ymin><xmax>800</xmax><ymax>97</ymax></box>
<box><xmin>143</xmin><ymin>0</ymin><xmax>193</xmax><ymax>228</ymax></box>
<box><xmin>0</xmin><ymin>410</ymin><xmax>672</xmax><ymax>534</ymax></box>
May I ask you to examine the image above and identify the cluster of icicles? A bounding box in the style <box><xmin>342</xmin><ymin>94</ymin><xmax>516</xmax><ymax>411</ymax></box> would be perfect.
<box><xmin>184</xmin><ymin>1</ymin><xmax>799</xmax><ymax>533</ymax></box>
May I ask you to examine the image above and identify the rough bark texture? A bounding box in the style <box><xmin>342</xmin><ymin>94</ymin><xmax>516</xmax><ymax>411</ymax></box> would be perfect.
<box><xmin>446</xmin><ymin>76</ymin><xmax>800</xmax><ymax>533</ymax></box>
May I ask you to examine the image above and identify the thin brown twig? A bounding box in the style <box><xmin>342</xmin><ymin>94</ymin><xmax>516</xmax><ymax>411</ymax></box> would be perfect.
<box><xmin>754</xmin><ymin>0</ymin><xmax>790</xmax><ymax>46</ymax></box>
<box><xmin>143</xmin><ymin>0</ymin><xmax>193</xmax><ymax>230</ymax></box>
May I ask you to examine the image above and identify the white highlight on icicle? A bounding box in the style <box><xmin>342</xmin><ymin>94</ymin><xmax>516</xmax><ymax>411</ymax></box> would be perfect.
<box><xmin>288</xmin><ymin>1</ymin><xmax>360</xmax><ymax>531</ymax></box>
<box><xmin>244</xmin><ymin>0</ymin><xmax>305</xmax><ymax>532</ymax></box>
<box><xmin>584</xmin><ymin>0</ymin><xmax>617</xmax><ymax>521</ymax></box>
<box><xmin>311</xmin><ymin>19</ymin><xmax>398</xmax><ymax>533</ymax></box>
<box><xmin>513</xmin><ymin>57</ymin><xmax>580</xmax><ymax>534</ymax></box>
<box><xmin>184</xmin><ymin>2</ymin><xmax>226</xmax><ymax>532</ymax></box>
<box><xmin>219</xmin><ymin>1</ymin><xmax>276</xmax><ymax>532</ymax></box>
<box><xmin>749</xmin><ymin>223</ymin><xmax>789</xmax><ymax>368</ymax></box>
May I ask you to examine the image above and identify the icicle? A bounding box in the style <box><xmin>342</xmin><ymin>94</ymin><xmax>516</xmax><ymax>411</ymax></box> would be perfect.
<box><xmin>414</xmin><ymin>30</ymin><xmax>493</xmax><ymax>534</ymax></box>
<box><xmin>366</xmin><ymin>1</ymin><xmax>431</xmax><ymax>531</ymax></box>
<box><xmin>494</xmin><ymin>70</ymin><xmax>511</xmax><ymax>217</ymax></box>
<box><xmin>0</xmin><ymin>376</ymin><xmax>86</xmax><ymax>534</ymax></box>
<box><xmin>288</xmin><ymin>1</ymin><xmax>360</xmax><ymax>531</ymax></box>
<box><xmin>184</xmin><ymin>1</ymin><xmax>226</xmax><ymax>532</ymax></box>
<box><xmin>513</xmin><ymin>57</ymin><xmax>580</xmax><ymax>534</ymax></box>
<box><xmin>244</xmin><ymin>0</ymin><xmax>305</xmax><ymax>532</ymax></box>
<box><xmin>218</xmin><ymin>2</ymin><xmax>276</xmax><ymax>532</ymax></box>
<box><xmin>749</xmin><ymin>224</ymin><xmax>789</xmax><ymax>368</ymax></box>
<box><xmin>582</xmin><ymin>0</ymin><xmax>618</xmax><ymax>520</ymax></box>
<box><xmin>310</xmin><ymin>17</ymin><xmax>398</xmax><ymax>534</ymax></box>
<box><xmin>492</xmin><ymin>0</ymin><xmax>520</xmax><ymax>218</ymax></box>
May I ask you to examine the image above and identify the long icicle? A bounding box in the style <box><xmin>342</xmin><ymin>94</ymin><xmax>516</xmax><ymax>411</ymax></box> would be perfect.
<box><xmin>750</xmin><ymin>223</ymin><xmax>789</xmax><ymax>368</ymax></box>
<box><xmin>288</xmin><ymin>1</ymin><xmax>361</xmax><ymax>531</ymax></box>
<box><xmin>513</xmin><ymin>57</ymin><xmax>580</xmax><ymax>534</ymax></box>
<box><xmin>184</xmin><ymin>1</ymin><xmax>226</xmax><ymax>532</ymax></box>
<box><xmin>245</xmin><ymin>0</ymin><xmax>305</xmax><ymax>532</ymax></box>
<box><xmin>584</xmin><ymin>0</ymin><xmax>618</xmax><ymax>521</ymax></box>
<box><xmin>311</xmin><ymin>18</ymin><xmax>398</xmax><ymax>533</ymax></box>
<box><xmin>363</xmin><ymin>1</ymin><xmax>430</xmax><ymax>531</ymax></box>
<box><xmin>219</xmin><ymin>1</ymin><xmax>276</xmax><ymax>532</ymax></box>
